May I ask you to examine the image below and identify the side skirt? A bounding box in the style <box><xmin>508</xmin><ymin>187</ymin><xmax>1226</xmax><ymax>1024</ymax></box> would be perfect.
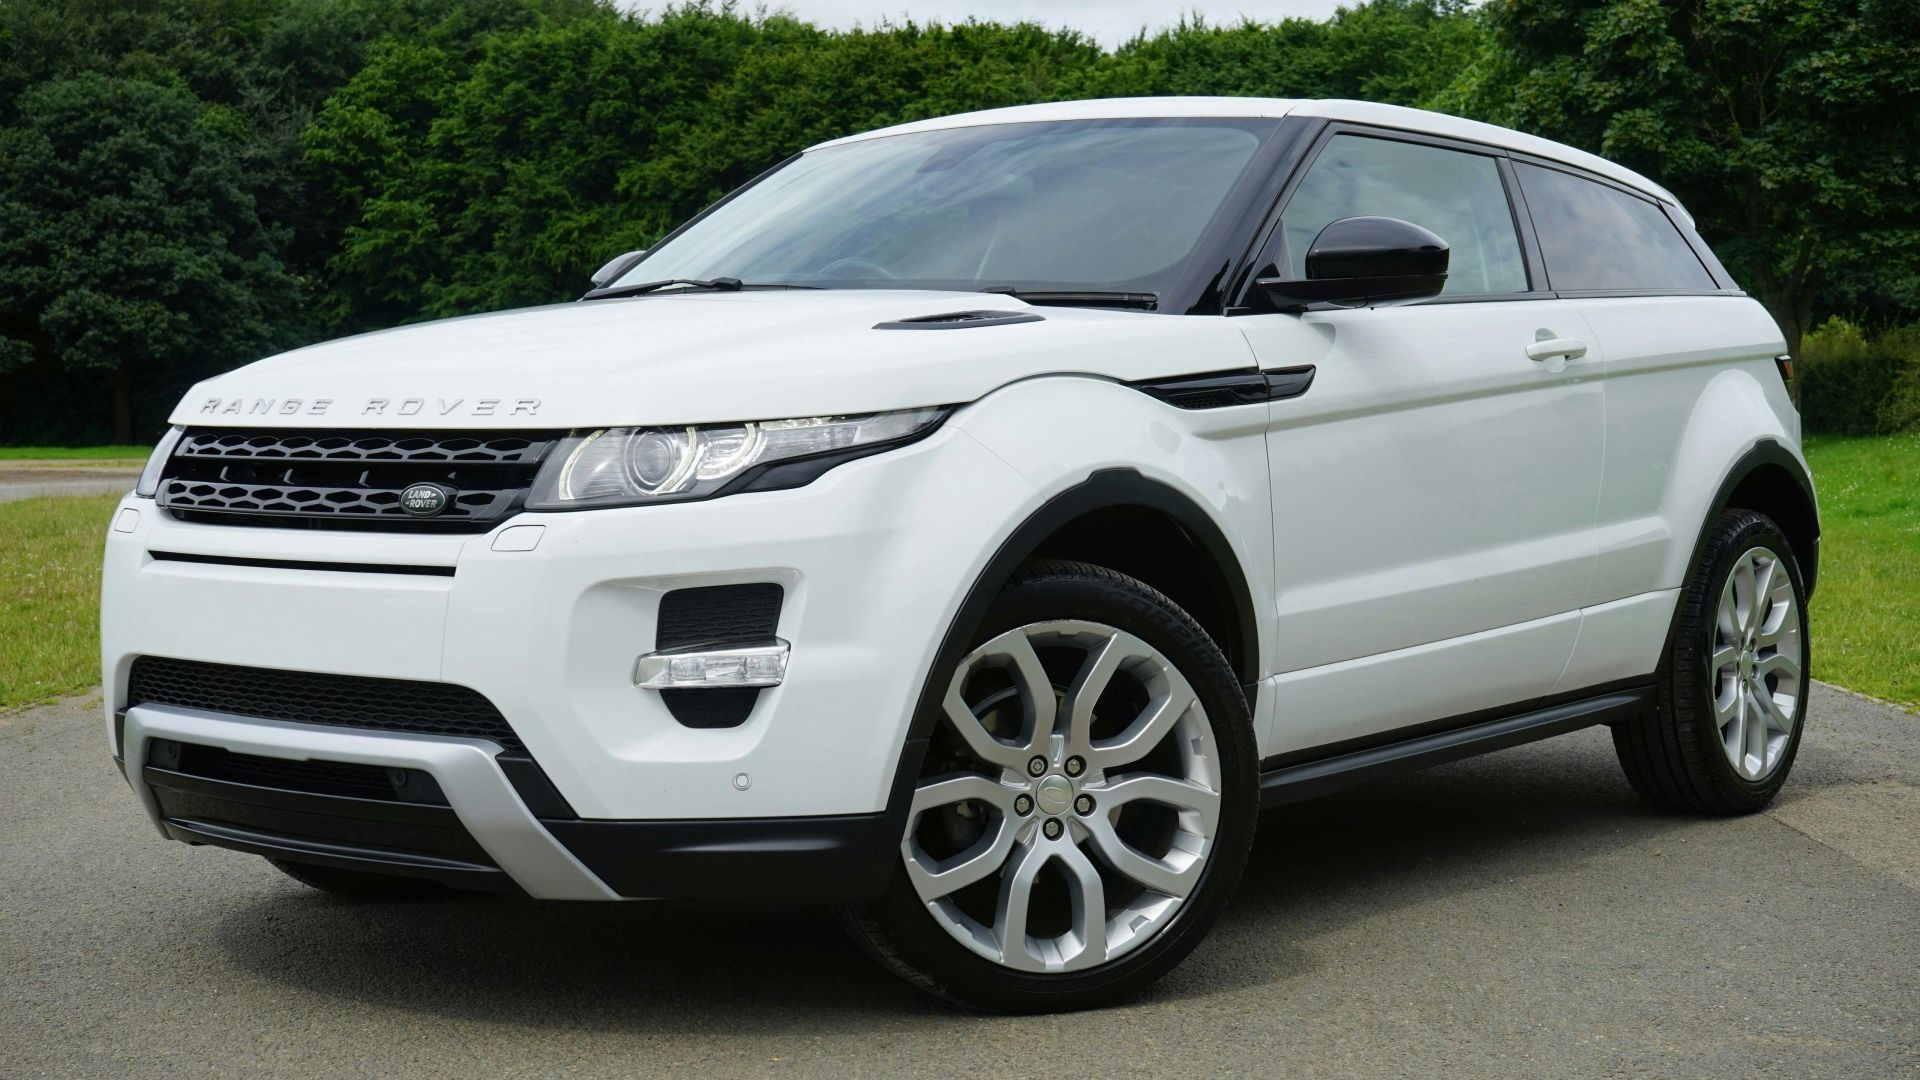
<box><xmin>1259</xmin><ymin>684</ymin><xmax>1652</xmax><ymax>808</ymax></box>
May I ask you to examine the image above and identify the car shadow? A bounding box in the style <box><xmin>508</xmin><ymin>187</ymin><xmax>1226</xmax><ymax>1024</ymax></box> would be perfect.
<box><xmin>211</xmin><ymin>728</ymin><xmax>1699</xmax><ymax>1030</ymax></box>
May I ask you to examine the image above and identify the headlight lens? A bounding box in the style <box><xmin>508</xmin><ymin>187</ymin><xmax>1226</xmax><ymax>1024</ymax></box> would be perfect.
<box><xmin>133</xmin><ymin>426</ymin><xmax>184</xmax><ymax>498</ymax></box>
<box><xmin>527</xmin><ymin>408</ymin><xmax>946</xmax><ymax>508</ymax></box>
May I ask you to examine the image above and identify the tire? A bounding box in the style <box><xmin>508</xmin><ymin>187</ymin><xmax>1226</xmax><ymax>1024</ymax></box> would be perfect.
<box><xmin>269</xmin><ymin>858</ymin><xmax>456</xmax><ymax>901</ymax></box>
<box><xmin>841</xmin><ymin>559</ymin><xmax>1259</xmax><ymax>1012</ymax></box>
<box><xmin>1613</xmin><ymin>509</ymin><xmax>1811</xmax><ymax>814</ymax></box>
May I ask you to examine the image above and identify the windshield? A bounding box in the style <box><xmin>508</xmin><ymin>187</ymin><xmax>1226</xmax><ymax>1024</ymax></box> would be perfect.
<box><xmin>621</xmin><ymin>118</ymin><xmax>1278</xmax><ymax>301</ymax></box>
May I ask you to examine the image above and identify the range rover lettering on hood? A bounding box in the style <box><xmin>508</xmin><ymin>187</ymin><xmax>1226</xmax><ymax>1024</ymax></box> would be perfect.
<box><xmin>196</xmin><ymin>396</ymin><xmax>542</xmax><ymax>418</ymax></box>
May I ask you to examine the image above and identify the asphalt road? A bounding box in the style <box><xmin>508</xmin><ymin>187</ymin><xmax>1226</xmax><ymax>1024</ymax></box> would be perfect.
<box><xmin>0</xmin><ymin>464</ymin><xmax>138</xmax><ymax>503</ymax></box>
<box><xmin>3</xmin><ymin>684</ymin><xmax>1914</xmax><ymax>1078</ymax></box>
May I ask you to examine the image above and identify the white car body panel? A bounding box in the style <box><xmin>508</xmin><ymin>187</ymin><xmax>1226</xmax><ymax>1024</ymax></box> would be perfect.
<box><xmin>169</xmin><ymin>292</ymin><xmax>1251</xmax><ymax>430</ymax></box>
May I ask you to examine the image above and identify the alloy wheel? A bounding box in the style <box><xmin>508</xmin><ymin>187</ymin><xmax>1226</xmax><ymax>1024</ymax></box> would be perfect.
<box><xmin>1711</xmin><ymin>545</ymin><xmax>1803</xmax><ymax>781</ymax></box>
<box><xmin>902</xmin><ymin>620</ymin><xmax>1222</xmax><ymax>973</ymax></box>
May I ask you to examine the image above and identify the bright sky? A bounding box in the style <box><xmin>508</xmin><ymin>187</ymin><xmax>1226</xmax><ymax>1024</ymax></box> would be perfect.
<box><xmin>633</xmin><ymin>2</ymin><xmax>1349</xmax><ymax>47</ymax></box>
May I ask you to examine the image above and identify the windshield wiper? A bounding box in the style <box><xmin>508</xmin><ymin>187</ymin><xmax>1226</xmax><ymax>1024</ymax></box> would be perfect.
<box><xmin>581</xmin><ymin>276</ymin><xmax>744</xmax><ymax>301</ymax></box>
<box><xmin>977</xmin><ymin>287</ymin><xmax>1159</xmax><ymax>311</ymax></box>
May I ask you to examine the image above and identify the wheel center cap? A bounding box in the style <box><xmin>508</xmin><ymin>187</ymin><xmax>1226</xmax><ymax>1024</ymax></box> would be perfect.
<box><xmin>1035</xmin><ymin>775</ymin><xmax>1074</xmax><ymax>816</ymax></box>
<box><xmin>1740</xmin><ymin>651</ymin><xmax>1755</xmax><ymax>679</ymax></box>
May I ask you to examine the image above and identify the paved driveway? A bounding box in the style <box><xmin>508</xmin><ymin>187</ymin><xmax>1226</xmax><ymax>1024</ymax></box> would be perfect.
<box><xmin>2</xmin><ymin>684</ymin><xmax>1914</xmax><ymax>1077</ymax></box>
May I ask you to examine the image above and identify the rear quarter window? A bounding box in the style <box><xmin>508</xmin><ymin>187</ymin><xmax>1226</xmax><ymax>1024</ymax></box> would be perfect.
<box><xmin>1515</xmin><ymin>162</ymin><xmax>1716</xmax><ymax>292</ymax></box>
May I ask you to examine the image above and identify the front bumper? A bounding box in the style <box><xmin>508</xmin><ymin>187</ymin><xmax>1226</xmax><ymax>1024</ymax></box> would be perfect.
<box><xmin>102</xmin><ymin>427</ymin><xmax>1032</xmax><ymax>899</ymax></box>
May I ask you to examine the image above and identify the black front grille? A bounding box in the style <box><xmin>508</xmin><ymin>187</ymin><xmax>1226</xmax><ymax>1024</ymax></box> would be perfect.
<box><xmin>157</xmin><ymin>428</ymin><xmax>558</xmax><ymax>531</ymax></box>
<box><xmin>127</xmin><ymin>656</ymin><xmax>526</xmax><ymax>753</ymax></box>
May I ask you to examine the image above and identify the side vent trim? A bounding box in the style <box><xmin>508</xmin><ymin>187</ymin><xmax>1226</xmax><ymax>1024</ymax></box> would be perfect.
<box><xmin>1130</xmin><ymin>365</ymin><xmax>1316</xmax><ymax>409</ymax></box>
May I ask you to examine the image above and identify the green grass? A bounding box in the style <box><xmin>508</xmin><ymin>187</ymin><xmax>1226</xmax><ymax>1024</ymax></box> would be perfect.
<box><xmin>0</xmin><ymin>445</ymin><xmax>148</xmax><ymax>461</ymax></box>
<box><xmin>0</xmin><ymin>494</ymin><xmax>118</xmax><ymax>710</ymax></box>
<box><xmin>1803</xmin><ymin>433</ymin><xmax>1920</xmax><ymax>710</ymax></box>
<box><xmin>0</xmin><ymin>438</ymin><xmax>1913</xmax><ymax>714</ymax></box>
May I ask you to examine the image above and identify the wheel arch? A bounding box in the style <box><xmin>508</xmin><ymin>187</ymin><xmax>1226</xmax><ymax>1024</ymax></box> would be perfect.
<box><xmin>1698</xmin><ymin>439</ymin><xmax>1821</xmax><ymax>600</ymax></box>
<box><xmin>905</xmin><ymin>467</ymin><xmax>1261</xmax><ymax>744</ymax></box>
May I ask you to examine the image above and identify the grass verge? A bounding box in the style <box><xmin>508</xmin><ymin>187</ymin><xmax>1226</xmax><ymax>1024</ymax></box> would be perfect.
<box><xmin>0</xmin><ymin>445</ymin><xmax>149</xmax><ymax>461</ymax></box>
<box><xmin>0</xmin><ymin>494</ymin><xmax>118</xmax><ymax>711</ymax></box>
<box><xmin>1803</xmin><ymin>433</ymin><xmax>1920</xmax><ymax>710</ymax></box>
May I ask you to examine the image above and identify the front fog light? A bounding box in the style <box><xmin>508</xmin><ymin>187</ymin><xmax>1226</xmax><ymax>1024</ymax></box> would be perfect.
<box><xmin>634</xmin><ymin>640</ymin><xmax>790</xmax><ymax>689</ymax></box>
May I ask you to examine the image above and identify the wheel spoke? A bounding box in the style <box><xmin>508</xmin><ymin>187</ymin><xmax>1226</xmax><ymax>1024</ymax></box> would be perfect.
<box><xmin>1063</xmin><ymin>632</ymin><xmax>1152</xmax><ymax>760</ymax></box>
<box><xmin>1747</xmin><ymin>558</ymin><xmax>1777</xmax><ymax>643</ymax></box>
<box><xmin>1756</xmin><ymin>684</ymin><xmax>1796</xmax><ymax>735</ymax></box>
<box><xmin>940</xmin><ymin>627</ymin><xmax>1059</xmax><ymax>771</ymax></box>
<box><xmin>999</xmin><ymin>632</ymin><xmax>1060</xmax><ymax>757</ymax></box>
<box><xmin>1714</xmin><ymin>679</ymin><xmax>1741</xmax><ymax>729</ymax></box>
<box><xmin>1056</xmin><ymin>840</ymin><xmax>1109</xmax><ymax>967</ymax></box>
<box><xmin>1087</xmin><ymin>773</ymin><xmax>1221</xmax><ymax>833</ymax></box>
<box><xmin>911</xmin><ymin>774</ymin><xmax>1020</xmax><ymax>816</ymax></box>
<box><xmin>1745</xmin><ymin>686</ymin><xmax>1770</xmax><ymax>767</ymax></box>
<box><xmin>1732</xmin><ymin>556</ymin><xmax>1758</xmax><ymax>639</ymax></box>
<box><xmin>1710</xmin><ymin>644</ymin><xmax>1739</xmax><ymax>674</ymax></box>
<box><xmin>1716</xmin><ymin>572</ymin><xmax>1743</xmax><ymax>645</ymax></box>
<box><xmin>903</xmin><ymin>806</ymin><xmax>1019</xmax><ymax>901</ymax></box>
<box><xmin>1088</xmin><ymin>679</ymin><xmax>1198</xmax><ymax>773</ymax></box>
<box><xmin>1725</xmin><ymin>693</ymin><xmax>1748</xmax><ymax>771</ymax></box>
<box><xmin>1754</xmin><ymin>650</ymin><xmax>1800</xmax><ymax>684</ymax></box>
<box><xmin>1082</xmin><ymin>812</ymin><xmax>1204</xmax><ymax>898</ymax></box>
<box><xmin>993</xmin><ymin>840</ymin><xmax>1048</xmax><ymax>970</ymax></box>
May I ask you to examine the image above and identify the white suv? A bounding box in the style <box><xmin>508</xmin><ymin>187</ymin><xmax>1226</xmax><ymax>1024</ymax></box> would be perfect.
<box><xmin>103</xmin><ymin>98</ymin><xmax>1818</xmax><ymax>1012</ymax></box>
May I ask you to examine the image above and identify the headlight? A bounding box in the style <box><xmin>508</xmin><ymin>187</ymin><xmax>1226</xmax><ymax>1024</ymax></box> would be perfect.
<box><xmin>526</xmin><ymin>407</ymin><xmax>947</xmax><ymax>508</ymax></box>
<box><xmin>133</xmin><ymin>426</ymin><xmax>184</xmax><ymax>498</ymax></box>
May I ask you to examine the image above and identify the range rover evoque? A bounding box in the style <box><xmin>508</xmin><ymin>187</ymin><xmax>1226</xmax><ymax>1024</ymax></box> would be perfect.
<box><xmin>104</xmin><ymin>98</ymin><xmax>1818</xmax><ymax>1012</ymax></box>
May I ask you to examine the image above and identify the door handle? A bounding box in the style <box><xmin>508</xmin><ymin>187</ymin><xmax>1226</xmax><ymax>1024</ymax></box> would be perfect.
<box><xmin>1526</xmin><ymin>337</ymin><xmax>1588</xmax><ymax>362</ymax></box>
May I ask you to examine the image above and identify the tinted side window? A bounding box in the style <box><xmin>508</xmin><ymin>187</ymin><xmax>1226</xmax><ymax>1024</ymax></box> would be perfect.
<box><xmin>1515</xmin><ymin>162</ymin><xmax>1715</xmax><ymax>292</ymax></box>
<box><xmin>1277</xmin><ymin>134</ymin><xmax>1527</xmax><ymax>296</ymax></box>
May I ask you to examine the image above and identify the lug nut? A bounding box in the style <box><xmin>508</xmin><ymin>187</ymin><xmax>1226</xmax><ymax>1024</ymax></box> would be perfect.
<box><xmin>1014</xmin><ymin>794</ymin><xmax>1034</xmax><ymax>816</ymax></box>
<box><xmin>1027</xmin><ymin>756</ymin><xmax>1048</xmax><ymax>777</ymax></box>
<box><xmin>1074</xmin><ymin>794</ymin><xmax>1094</xmax><ymax>815</ymax></box>
<box><xmin>1042</xmin><ymin>818</ymin><xmax>1063</xmax><ymax>840</ymax></box>
<box><xmin>1064</xmin><ymin>756</ymin><xmax>1085</xmax><ymax>777</ymax></box>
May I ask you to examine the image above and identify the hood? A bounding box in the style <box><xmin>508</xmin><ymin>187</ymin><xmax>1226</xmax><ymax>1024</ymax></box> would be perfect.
<box><xmin>172</xmin><ymin>290</ymin><xmax>1254</xmax><ymax>429</ymax></box>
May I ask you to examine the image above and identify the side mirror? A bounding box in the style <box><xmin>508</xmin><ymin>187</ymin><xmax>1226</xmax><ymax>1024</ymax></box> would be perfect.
<box><xmin>591</xmin><ymin>249</ymin><xmax>648</xmax><ymax>288</ymax></box>
<box><xmin>1256</xmin><ymin>217</ymin><xmax>1448</xmax><ymax>311</ymax></box>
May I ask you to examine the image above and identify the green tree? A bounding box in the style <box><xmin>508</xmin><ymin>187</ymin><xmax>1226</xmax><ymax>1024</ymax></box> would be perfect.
<box><xmin>1094</xmin><ymin>0</ymin><xmax>1483</xmax><ymax>106</ymax></box>
<box><xmin>1468</xmin><ymin>0</ymin><xmax>1920</xmax><ymax>360</ymax></box>
<box><xmin>0</xmin><ymin>75</ymin><xmax>299</xmax><ymax>440</ymax></box>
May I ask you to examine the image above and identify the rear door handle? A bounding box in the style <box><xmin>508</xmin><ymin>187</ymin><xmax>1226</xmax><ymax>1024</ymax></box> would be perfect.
<box><xmin>1526</xmin><ymin>337</ymin><xmax>1589</xmax><ymax>362</ymax></box>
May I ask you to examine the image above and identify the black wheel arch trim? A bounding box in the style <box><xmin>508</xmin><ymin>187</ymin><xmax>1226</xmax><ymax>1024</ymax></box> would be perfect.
<box><xmin>911</xmin><ymin>467</ymin><xmax>1262</xmax><ymax>731</ymax></box>
<box><xmin>1695</xmin><ymin>437</ymin><xmax>1819</xmax><ymax>599</ymax></box>
<box><xmin>1656</xmin><ymin>437</ymin><xmax>1820</xmax><ymax>677</ymax></box>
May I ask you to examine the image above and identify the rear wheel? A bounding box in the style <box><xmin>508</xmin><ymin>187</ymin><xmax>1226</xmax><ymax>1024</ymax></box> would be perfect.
<box><xmin>841</xmin><ymin>560</ymin><xmax>1258</xmax><ymax>1012</ymax></box>
<box><xmin>269</xmin><ymin>858</ymin><xmax>455</xmax><ymax>900</ymax></box>
<box><xmin>1613</xmin><ymin>509</ymin><xmax>1810</xmax><ymax>814</ymax></box>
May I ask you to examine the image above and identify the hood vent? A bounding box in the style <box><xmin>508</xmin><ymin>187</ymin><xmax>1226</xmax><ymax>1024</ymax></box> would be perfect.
<box><xmin>874</xmin><ymin>309</ymin><xmax>1044</xmax><ymax>330</ymax></box>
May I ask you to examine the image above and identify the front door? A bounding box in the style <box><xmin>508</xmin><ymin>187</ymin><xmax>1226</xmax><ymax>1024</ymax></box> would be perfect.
<box><xmin>1235</xmin><ymin>129</ymin><xmax>1606</xmax><ymax>755</ymax></box>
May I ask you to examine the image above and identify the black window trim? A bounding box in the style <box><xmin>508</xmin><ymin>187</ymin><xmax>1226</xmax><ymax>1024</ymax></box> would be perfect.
<box><xmin>1506</xmin><ymin>152</ymin><xmax>1739</xmax><ymax>299</ymax></box>
<box><xmin>1227</xmin><ymin>119</ymin><xmax>1743</xmax><ymax>314</ymax></box>
<box><xmin>1229</xmin><ymin>120</ymin><xmax>1545</xmax><ymax>314</ymax></box>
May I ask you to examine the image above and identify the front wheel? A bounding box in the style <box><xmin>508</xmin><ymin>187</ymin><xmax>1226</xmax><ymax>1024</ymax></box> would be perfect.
<box><xmin>841</xmin><ymin>560</ymin><xmax>1258</xmax><ymax>1012</ymax></box>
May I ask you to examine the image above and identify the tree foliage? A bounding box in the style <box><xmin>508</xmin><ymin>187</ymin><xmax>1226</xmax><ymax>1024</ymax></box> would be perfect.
<box><xmin>0</xmin><ymin>74</ymin><xmax>298</xmax><ymax>441</ymax></box>
<box><xmin>0</xmin><ymin>0</ymin><xmax>1914</xmax><ymax>441</ymax></box>
<box><xmin>1465</xmin><ymin>0</ymin><xmax>1920</xmax><ymax>357</ymax></box>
